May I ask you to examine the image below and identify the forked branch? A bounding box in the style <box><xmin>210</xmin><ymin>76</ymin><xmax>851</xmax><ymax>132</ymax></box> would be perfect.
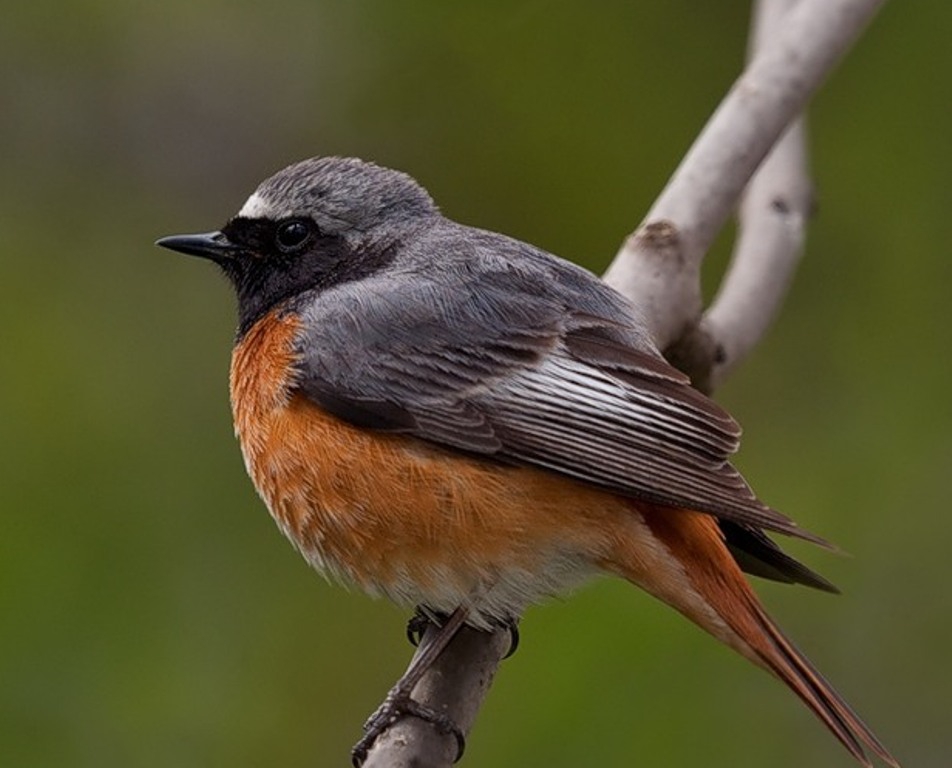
<box><xmin>603</xmin><ymin>0</ymin><xmax>884</xmax><ymax>389</ymax></box>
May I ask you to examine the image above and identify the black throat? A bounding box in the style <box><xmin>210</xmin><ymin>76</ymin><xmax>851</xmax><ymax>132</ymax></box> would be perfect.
<box><xmin>218</xmin><ymin>217</ymin><xmax>401</xmax><ymax>340</ymax></box>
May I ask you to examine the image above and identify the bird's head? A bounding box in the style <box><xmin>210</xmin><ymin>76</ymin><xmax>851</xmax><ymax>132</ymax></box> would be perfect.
<box><xmin>157</xmin><ymin>156</ymin><xmax>439</xmax><ymax>335</ymax></box>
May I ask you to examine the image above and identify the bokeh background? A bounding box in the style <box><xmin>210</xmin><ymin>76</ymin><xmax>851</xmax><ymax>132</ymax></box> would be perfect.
<box><xmin>2</xmin><ymin>2</ymin><xmax>948</xmax><ymax>766</ymax></box>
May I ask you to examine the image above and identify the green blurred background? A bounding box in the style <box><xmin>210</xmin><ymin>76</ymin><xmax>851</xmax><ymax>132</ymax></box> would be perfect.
<box><xmin>1</xmin><ymin>2</ymin><xmax>948</xmax><ymax>766</ymax></box>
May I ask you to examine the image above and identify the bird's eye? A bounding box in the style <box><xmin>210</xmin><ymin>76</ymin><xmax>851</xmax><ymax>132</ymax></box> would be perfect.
<box><xmin>275</xmin><ymin>220</ymin><xmax>311</xmax><ymax>252</ymax></box>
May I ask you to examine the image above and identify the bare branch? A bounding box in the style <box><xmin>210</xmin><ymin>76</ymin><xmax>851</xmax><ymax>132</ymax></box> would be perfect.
<box><xmin>361</xmin><ymin>626</ymin><xmax>510</xmax><ymax>768</ymax></box>
<box><xmin>700</xmin><ymin>0</ymin><xmax>816</xmax><ymax>389</ymax></box>
<box><xmin>603</xmin><ymin>0</ymin><xmax>885</xmax><ymax>360</ymax></box>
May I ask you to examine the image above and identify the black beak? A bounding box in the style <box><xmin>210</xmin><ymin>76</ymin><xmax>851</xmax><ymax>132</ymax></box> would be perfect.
<box><xmin>156</xmin><ymin>231</ymin><xmax>236</xmax><ymax>262</ymax></box>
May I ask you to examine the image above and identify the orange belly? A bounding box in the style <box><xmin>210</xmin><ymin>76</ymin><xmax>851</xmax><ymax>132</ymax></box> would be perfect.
<box><xmin>229</xmin><ymin>311</ymin><xmax>659</xmax><ymax>622</ymax></box>
<box><xmin>228</xmin><ymin>310</ymin><xmax>731</xmax><ymax>631</ymax></box>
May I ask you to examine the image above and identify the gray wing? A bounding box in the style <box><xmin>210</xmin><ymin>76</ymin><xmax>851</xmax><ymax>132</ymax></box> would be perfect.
<box><xmin>294</xmin><ymin>229</ymin><xmax>821</xmax><ymax>544</ymax></box>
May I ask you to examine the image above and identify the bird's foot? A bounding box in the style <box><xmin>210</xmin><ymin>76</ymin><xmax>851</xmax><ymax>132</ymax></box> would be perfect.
<box><xmin>352</xmin><ymin>607</ymin><xmax>470</xmax><ymax>766</ymax></box>
<box><xmin>499</xmin><ymin>617</ymin><xmax>520</xmax><ymax>659</ymax></box>
<box><xmin>405</xmin><ymin>607</ymin><xmax>439</xmax><ymax>647</ymax></box>
<box><xmin>406</xmin><ymin>607</ymin><xmax>519</xmax><ymax>659</ymax></box>
<box><xmin>350</xmin><ymin>688</ymin><xmax>465</xmax><ymax>766</ymax></box>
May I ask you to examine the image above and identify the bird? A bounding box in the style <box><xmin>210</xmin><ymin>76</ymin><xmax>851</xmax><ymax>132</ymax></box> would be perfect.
<box><xmin>157</xmin><ymin>156</ymin><xmax>898</xmax><ymax>767</ymax></box>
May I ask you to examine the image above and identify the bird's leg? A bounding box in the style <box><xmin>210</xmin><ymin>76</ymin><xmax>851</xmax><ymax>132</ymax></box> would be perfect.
<box><xmin>352</xmin><ymin>606</ymin><xmax>469</xmax><ymax>767</ymax></box>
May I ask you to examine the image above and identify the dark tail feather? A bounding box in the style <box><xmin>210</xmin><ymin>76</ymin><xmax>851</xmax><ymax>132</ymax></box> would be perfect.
<box><xmin>720</xmin><ymin>520</ymin><xmax>840</xmax><ymax>593</ymax></box>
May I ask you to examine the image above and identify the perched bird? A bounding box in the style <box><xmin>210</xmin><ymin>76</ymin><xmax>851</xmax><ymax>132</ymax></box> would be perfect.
<box><xmin>158</xmin><ymin>156</ymin><xmax>898</xmax><ymax>767</ymax></box>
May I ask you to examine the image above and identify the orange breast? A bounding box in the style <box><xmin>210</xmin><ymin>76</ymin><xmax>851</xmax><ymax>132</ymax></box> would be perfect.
<box><xmin>227</xmin><ymin>310</ymin><xmax>647</xmax><ymax>622</ymax></box>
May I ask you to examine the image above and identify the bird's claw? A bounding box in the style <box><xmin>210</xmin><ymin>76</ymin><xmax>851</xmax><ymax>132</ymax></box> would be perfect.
<box><xmin>351</xmin><ymin>691</ymin><xmax>465</xmax><ymax>767</ymax></box>
<box><xmin>405</xmin><ymin>608</ymin><xmax>433</xmax><ymax>648</ymax></box>
<box><xmin>406</xmin><ymin>609</ymin><xmax>519</xmax><ymax>660</ymax></box>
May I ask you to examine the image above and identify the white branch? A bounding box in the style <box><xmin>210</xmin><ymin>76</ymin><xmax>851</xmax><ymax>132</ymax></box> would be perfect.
<box><xmin>703</xmin><ymin>0</ymin><xmax>814</xmax><ymax>387</ymax></box>
<box><xmin>603</xmin><ymin>0</ymin><xmax>885</xmax><ymax>358</ymax></box>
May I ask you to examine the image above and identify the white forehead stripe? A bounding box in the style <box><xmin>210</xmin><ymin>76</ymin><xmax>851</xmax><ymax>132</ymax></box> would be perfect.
<box><xmin>237</xmin><ymin>191</ymin><xmax>289</xmax><ymax>219</ymax></box>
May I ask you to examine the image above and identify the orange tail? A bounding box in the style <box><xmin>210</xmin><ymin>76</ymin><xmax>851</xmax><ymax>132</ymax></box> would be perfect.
<box><xmin>612</xmin><ymin>504</ymin><xmax>900</xmax><ymax>768</ymax></box>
